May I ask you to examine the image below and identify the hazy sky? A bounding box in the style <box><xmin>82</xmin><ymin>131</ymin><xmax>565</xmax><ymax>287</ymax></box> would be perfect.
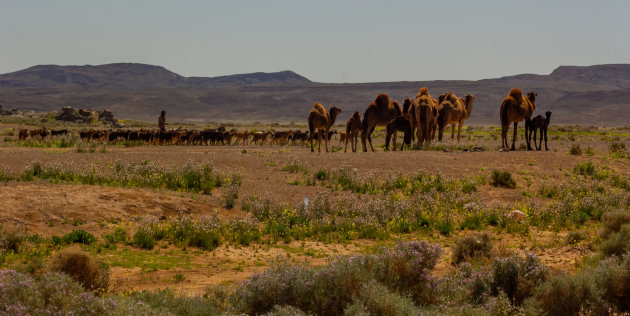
<box><xmin>1</xmin><ymin>0</ymin><xmax>629</xmax><ymax>83</ymax></box>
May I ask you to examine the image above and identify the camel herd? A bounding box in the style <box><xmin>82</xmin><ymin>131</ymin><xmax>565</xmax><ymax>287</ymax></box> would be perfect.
<box><xmin>15</xmin><ymin>87</ymin><xmax>550</xmax><ymax>152</ymax></box>
<box><xmin>308</xmin><ymin>87</ymin><xmax>551</xmax><ymax>153</ymax></box>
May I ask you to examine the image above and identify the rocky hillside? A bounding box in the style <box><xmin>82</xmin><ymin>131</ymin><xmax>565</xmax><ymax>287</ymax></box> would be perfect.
<box><xmin>0</xmin><ymin>63</ymin><xmax>629</xmax><ymax>126</ymax></box>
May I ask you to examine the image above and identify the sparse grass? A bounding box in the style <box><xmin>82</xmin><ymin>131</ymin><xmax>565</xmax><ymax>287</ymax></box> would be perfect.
<box><xmin>569</xmin><ymin>144</ymin><xmax>582</xmax><ymax>155</ymax></box>
<box><xmin>17</xmin><ymin>160</ymin><xmax>240</xmax><ymax>194</ymax></box>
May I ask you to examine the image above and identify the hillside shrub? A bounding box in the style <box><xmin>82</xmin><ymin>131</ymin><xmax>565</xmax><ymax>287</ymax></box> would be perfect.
<box><xmin>61</xmin><ymin>229</ymin><xmax>97</xmax><ymax>245</ymax></box>
<box><xmin>569</xmin><ymin>144</ymin><xmax>582</xmax><ymax>155</ymax></box>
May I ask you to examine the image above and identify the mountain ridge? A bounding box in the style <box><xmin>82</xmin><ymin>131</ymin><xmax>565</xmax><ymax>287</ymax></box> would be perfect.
<box><xmin>1</xmin><ymin>63</ymin><xmax>629</xmax><ymax>126</ymax></box>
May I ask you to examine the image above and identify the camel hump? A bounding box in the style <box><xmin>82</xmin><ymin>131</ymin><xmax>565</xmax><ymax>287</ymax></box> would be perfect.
<box><xmin>444</xmin><ymin>91</ymin><xmax>459</xmax><ymax>103</ymax></box>
<box><xmin>374</xmin><ymin>94</ymin><xmax>390</xmax><ymax>108</ymax></box>
<box><xmin>508</xmin><ymin>88</ymin><xmax>523</xmax><ymax>101</ymax></box>
<box><xmin>313</xmin><ymin>102</ymin><xmax>327</xmax><ymax>115</ymax></box>
<box><xmin>416</xmin><ymin>87</ymin><xmax>431</xmax><ymax>100</ymax></box>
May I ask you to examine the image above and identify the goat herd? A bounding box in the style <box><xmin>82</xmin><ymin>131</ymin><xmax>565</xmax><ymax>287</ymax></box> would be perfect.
<box><xmin>15</xmin><ymin>88</ymin><xmax>552</xmax><ymax>152</ymax></box>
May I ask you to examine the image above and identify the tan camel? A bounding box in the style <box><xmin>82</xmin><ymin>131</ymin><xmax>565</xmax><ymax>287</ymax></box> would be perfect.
<box><xmin>436</xmin><ymin>92</ymin><xmax>475</xmax><ymax>142</ymax></box>
<box><xmin>360</xmin><ymin>94</ymin><xmax>402</xmax><ymax>152</ymax></box>
<box><xmin>500</xmin><ymin>89</ymin><xmax>537</xmax><ymax>150</ymax></box>
<box><xmin>413</xmin><ymin>87</ymin><xmax>439</xmax><ymax>147</ymax></box>
<box><xmin>308</xmin><ymin>103</ymin><xmax>341</xmax><ymax>152</ymax></box>
<box><xmin>344</xmin><ymin>111</ymin><xmax>362</xmax><ymax>152</ymax></box>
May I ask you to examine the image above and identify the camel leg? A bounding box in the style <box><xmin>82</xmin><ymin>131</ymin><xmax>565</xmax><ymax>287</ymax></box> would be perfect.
<box><xmin>451</xmin><ymin>124</ymin><xmax>455</xmax><ymax>140</ymax></box>
<box><xmin>353</xmin><ymin>134</ymin><xmax>358</xmax><ymax>152</ymax></box>
<box><xmin>501</xmin><ymin>124</ymin><xmax>508</xmax><ymax>149</ymax></box>
<box><xmin>544</xmin><ymin>128</ymin><xmax>548</xmax><ymax>151</ymax></box>
<box><xmin>525</xmin><ymin>119</ymin><xmax>532</xmax><ymax>150</ymax></box>
<box><xmin>438</xmin><ymin>124</ymin><xmax>445</xmax><ymax>141</ymax></box>
<box><xmin>368</xmin><ymin>126</ymin><xmax>375</xmax><ymax>152</ymax></box>
<box><xmin>392</xmin><ymin>131</ymin><xmax>397</xmax><ymax>151</ymax></box>
<box><xmin>457</xmin><ymin>122</ymin><xmax>463</xmax><ymax>142</ymax></box>
<box><xmin>318</xmin><ymin>130</ymin><xmax>322</xmax><ymax>153</ymax></box>
<box><xmin>361</xmin><ymin>128</ymin><xmax>368</xmax><ymax>152</ymax></box>
<box><xmin>511</xmin><ymin>122</ymin><xmax>518</xmax><ymax>151</ymax></box>
<box><xmin>344</xmin><ymin>135</ymin><xmax>349</xmax><ymax>152</ymax></box>
<box><xmin>324</xmin><ymin>129</ymin><xmax>329</xmax><ymax>153</ymax></box>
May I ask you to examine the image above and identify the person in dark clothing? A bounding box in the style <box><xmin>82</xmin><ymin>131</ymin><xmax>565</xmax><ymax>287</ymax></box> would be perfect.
<box><xmin>158</xmin><ymin>111</ymin><xmax>166</xmax><ymax>132</ymax></box>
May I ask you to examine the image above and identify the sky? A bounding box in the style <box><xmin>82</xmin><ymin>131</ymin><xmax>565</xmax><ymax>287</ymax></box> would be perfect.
<box><xmin>1</xmin><ymin>0</ymin><xmax>629</xmax><ymax>83</ymax></box>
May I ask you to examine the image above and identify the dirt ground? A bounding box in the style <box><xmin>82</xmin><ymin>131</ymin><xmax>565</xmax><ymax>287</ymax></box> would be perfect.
<box><xmin>1</xmin><ymin>128</ymin><xmax>629</xmax><ymax>293</ymax></box>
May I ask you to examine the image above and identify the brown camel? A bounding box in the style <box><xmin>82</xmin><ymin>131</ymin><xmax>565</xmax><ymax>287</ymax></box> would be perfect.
<box><xmin>360</xmin><ymin>94</ymin><xmax>402</xmax><ymax>152</ymax></box>
<box><xmin>528</xmin><ymin>111</ymin><xmax>552</xmax><ymax>151</ymax></box>
<box><xmin>344</xmin><ymin>111</ymin><xmax>362</xmax><ymax>152</ymax></box>
<box><xmin>413</xmin><ymin>88</ymin><xmax>439</xmax><ymax>148</ymax></box>
<box><xmin>308</xmin><ymin>103</ymin><xmax>341</xmax><ymax>153</ymax></box>
<box><xmin>500</xmin><ymin>89</ymin><xmax>537</xmax><ymax>150</ymax></box>
<box><xmin>436</xmin><ymin>92</ymin><xmax>475</xmax><ymax>142</ymax></box>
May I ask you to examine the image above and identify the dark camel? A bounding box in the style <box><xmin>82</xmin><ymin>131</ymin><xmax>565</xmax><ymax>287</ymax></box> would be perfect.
<box><xmin>344</xmin><ymin>111</ymin><xmax>362</xmax><ymax>152</ymax></box>
<box><xmin>528</xmin><ymin>111</ymin><xmax>552</xmax><ymax>151</ymax></box>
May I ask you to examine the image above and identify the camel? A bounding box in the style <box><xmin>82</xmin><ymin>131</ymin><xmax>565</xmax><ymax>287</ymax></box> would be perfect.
<box><xmin>307</xmin><ymin>103</ymin><xmax>341</xmax><ymax>153</ymax></box>
<box><xmin>385</xmin><ymin>116</ymin><xmax>413</xmax><ymax>151</ymax></box>
<box><xmin>250</xmin><ymin>131</ymin><xmax>273</xmax><ymax>145</ymax></box>
<box><xmin>344</xmin><ymin>111</ymin><xmax>362</xmax><ymax>152</ymax></box>
<box><xmin>360</xmin><ymin>94</ymin><xmax>402</xmax><ymax>152</ymax></box>
<box><xmin>500</xmin><ymin>89</ymin><xmax>537</xmax><ymax>150</ymax></box>
<box><xmin>271</xmin><ymin>130</ymin><xmax>295</xmax><ymax>145</ymax></box>
<box><xmin>339</xmin><ymin>132</ymin><xmax>347</xmax><ymax>146</ymax></box>
<box><xmin>528</xmin><ymin>111</ymin><xmax>552</xmax><ymax>151</ymax></box>
<box><xmin>436</xmin><ymin>92</ymin><xmax>475</xmax><ymax>142</ymax></box>
<box><xmin>413</xmin><ymin>88</ymin><xmax>439</xmax><ymax>148</ymax></box>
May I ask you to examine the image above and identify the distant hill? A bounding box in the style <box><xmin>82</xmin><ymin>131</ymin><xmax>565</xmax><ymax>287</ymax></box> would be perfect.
<box><xmin>0</xmin><ymin>63</ymin><xmax>629</xmax><ymax>126</ymax></box>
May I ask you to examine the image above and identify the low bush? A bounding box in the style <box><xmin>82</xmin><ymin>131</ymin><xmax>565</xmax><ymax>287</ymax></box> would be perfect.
<box><xmin>535</xmin><ymin>272</ymin><xmax>602</xmax><ymax>316</ymax></box>
<box><xmin>451</xmin><ymin>233</ymin><xmax>493</xmax><ymax>265</ymax></box>
<box><xmin>573</xmin><ymin>161</ymin><xmax>596</xmax><ymax>176</ymax></box>
<box><xmin>232</xmin><ymin>241</ymin><xmax>442</xmax><ymax>315</ymax></box>
<box><xmin>490</xmin><ymin>253</ymin><xmax>548</xmax><ymax>305</ymax></box>
<box><xmin>0</xmin><ymin>270</ymin><xmax>115</xmax><ymax>314</ymax></box>
<box><xmin>349</xmin><ymin>280</ymin><xmax>420</xmax><ymax>316</ymax></box>
<box><xmin>49</xmin><ymin>247</ymin><xmax>109</xmax><ymax>293</ymax></box>
<box><xmin>565</xmin><ymin>231</ymin><xmax>586</xmax><ymax>245</ymax></box>
<box><xmin>490</xmin><ymin>170</ymin><xmax>516</xmax><ymax>189</ymax></box>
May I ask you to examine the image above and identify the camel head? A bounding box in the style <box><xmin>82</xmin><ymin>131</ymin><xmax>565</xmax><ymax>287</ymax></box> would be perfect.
<box><xmin>545</xmin><ymin>111</ymin><xmax>552</xmax><ymax>119</ymax></box>
<box><xmin>328</xmin><ymin>106</ymin><xmax>342</xmax><ymax>126</ymax></box>
<box><xmin>527</xmin><ymin>92</ymin><xmax>538</xmax><ymax>103</ymax></box>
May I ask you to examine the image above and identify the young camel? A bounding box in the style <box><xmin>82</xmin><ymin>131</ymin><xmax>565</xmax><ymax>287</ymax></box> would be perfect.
<box><xmin>361</xmin><ymin>94</ymin><xmax>402</xmax><ymax>152</ymax></box>
<box><xmin>344</xmin><ymin>111</ymin><xmax>362</xmax><ymax>152</ymax></box>
<box><xmin>528</xmin><ymin>111</ymin><xmax>552</xmax><ymax>151</ymax></box>
<box><xmin>413</xmin><ymin>88</ymin><xmax>439</xmax><ymax>148</ymax></box>
<box><xmin>500</xmin><ymin>88</ymin><xmax>537</xmax><ymax>150</ymax></box>
<box><xmin>308</xmin><ymin>103</ymin><xmax>341</xmax><ymax>153</ymax></box>
<box><xmin>436</xmin><ymin>92</ymin><xmax>475</xmax><ymax>142</ymax></box>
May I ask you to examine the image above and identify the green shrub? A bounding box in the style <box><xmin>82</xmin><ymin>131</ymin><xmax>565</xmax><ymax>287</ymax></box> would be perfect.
<box><xmin>314</xmin><ymin>170</ymin><xmax>329</xmax><ymax>181</ymax></box>
<box><xmin>452</xmin><ymin>233</ymin><xmax>493</xmax><ymax>265</ymax></box>
<box><xmin>223</xmin><ymin>182</ymin><xmax>240</xmax><ymax>209</ymax></box>
<box><xmin>0</xmin><ymin>225</ymin><xmax>27</xmax><ymax>253</ymax></box>
<box><xmin>490</xmin><ymin>170</ymin><xmax>516</xmax><ymax>188</ymax></box>
<box><xmin>120</xmin><ymin>288</ymin><xmax>220</xmax><ymax>316</ymax></box>
<box><xmin>573</xmin><ymin>161</ymin><xmax>595</xmax><ymax>176</ymax></box>
<box><xmin>188</xmin><ymin>230</ymin><xmax>221</xmax><ymax>251</ymax></box>
<box><xmin>61</xmin><ymin>230</ymin><xmax>96</xmax><ymax>245</ymax></box>
<box><xmin>133</xmin><ymin>229</ymin><xmax>155</xmax><ymax>250</ymax></box>
<box><xmin>601</xmin><ymin>209</ymin><xmax>630</xmax><ymax>238</ymax></box>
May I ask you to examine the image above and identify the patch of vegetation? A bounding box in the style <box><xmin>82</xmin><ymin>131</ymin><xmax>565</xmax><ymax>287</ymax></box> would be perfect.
<box><xmin>17</xmin><ymin>160</ymin><xmax>240</xmax><ymax>195</ymax></box>
<box><xmin>490</xmin><ymin>170</ymin><xmax>516</xmax><ymax>188</ymax></box>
